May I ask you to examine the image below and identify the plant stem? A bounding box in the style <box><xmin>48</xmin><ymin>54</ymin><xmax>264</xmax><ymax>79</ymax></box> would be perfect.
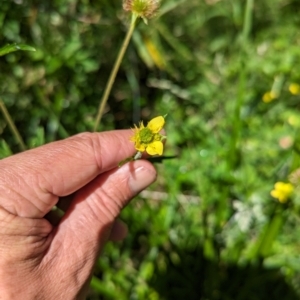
<box><xmin>242</xmin><ymin>0</ymin><xmax>254</xmax><ymax>42</ymax></box>
<box><xmin>93</xmin><ymin>13</ymin><xmax>138</xmax><ymax>131</ymax></box>
<box><xmin>228</xmin><ymin>0</ymin><xmax>254</xmax><ymax>168</ymax></box>
<box><xmin>0</xmin><ymin>99</ymin><xmax>26</xmax><ymax>151</ymax></box>
<box><xmin>247</xmin><ymin>204</ymin><xmax>284</xmax><ymax>261</ymax></box>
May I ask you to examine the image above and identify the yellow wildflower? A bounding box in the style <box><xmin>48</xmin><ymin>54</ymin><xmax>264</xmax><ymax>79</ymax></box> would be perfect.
<box><xmin>289</xmin><ymin>83</ymin><xmax>300</xmax><ymax>95</ymax></box>
<box><xmin>262</xmin><ymin>91</ymin><xmax>278</xmax><ymax>103</ymax></box>
<box><xmin>270</xmin><ymin>182</ymin><xmax>294</xmax><ymax>203</ymax></box>
<box><xmin>130</xmin><ymin>116</ymin><xmax>165</xmax><ymax>155</ymax></box>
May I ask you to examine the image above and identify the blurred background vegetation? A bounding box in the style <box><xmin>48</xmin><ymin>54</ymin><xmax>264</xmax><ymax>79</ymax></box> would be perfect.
<box><xmin>1</xmin><ymin>0</ymin><xmax>300</xmax><ymax>299</ymax></box>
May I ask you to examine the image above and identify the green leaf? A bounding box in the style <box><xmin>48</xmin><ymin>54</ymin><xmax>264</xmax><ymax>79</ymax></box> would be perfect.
<box><xmin>0</xmin><ymin>139</ymin><xmax>13</xmax><ymax>159</ymax></box>
<box><xmin>0</xmin><ymin>43</ymin><xmax>36</xmax><ymax>57</ymax></box>
<box><xmin>28</xmin><ymin>127</ymin><xmax>45</xmax><ymax>149</ymax></box>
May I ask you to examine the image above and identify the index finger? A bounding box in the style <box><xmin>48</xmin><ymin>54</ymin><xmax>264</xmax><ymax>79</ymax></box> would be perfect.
<box><xmin>0</xmin><ymin>130</ymin><xmax>136</xmax><ymax>217</ymax></box>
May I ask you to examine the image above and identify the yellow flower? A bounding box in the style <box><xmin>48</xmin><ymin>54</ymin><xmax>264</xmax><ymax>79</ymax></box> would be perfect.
<box><xmin>270</xmin><ymin>182</ymin><xmax>294</xmax><ymax>203</ymax></box>
<box><xmin>289</xmin><ymin>83</ymin><xmax>300</xmax><ymax>95</ymax></box>
<box><xmin>262</xmin><ymin>91</ymin><xmax>278</xmax><ymax>103</ymax></box>
<box><xmin>123</xmin><ymin>0</ymin><xmax>160</xmax><ymax>21</ymax></box>
<box><xmin>130</xmin><ymin>116</ymin><xmax>165</xmax><ymax>155</ymax></box>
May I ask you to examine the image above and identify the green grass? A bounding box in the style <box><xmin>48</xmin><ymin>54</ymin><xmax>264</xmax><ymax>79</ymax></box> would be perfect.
<box><xmin>1</xmin><ymin>0</ymin><xmax>300</xmax><ymax>298</ymax></box>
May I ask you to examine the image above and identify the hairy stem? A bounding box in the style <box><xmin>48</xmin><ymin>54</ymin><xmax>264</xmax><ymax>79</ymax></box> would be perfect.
<box><xmin>228</xmin><ymin>0</ymin><xmax>254</xmax><ymax>168</ymax></box>
<box><xmin>93</xmin><ymin>14</ymin><xmax>138</xmax><ymax>131</ymax></box>
<box><xmin>0</xmin><ymin>99</ymin><xmax>26</xmax><ymax>151</ymax></box>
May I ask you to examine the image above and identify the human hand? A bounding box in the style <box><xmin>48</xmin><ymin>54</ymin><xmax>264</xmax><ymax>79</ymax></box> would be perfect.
<box><xmin>0</xmin><ymin>131</ymin><xmax>156</xmax><ymax>299</ymax></box>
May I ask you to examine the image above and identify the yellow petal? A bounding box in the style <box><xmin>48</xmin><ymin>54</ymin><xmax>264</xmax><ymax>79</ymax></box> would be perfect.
<box><xmin>135</xmin><ymin>141</ymin><xmax>146</xmax><ymax>152</ymax></box>
<box><xmin>147</xmin><ymin>116</ymin><xmax>165</xmax><ymax>133</ymax></box>
<box><xmin>270</xmin><ymin>190</ymin><xmax>279</xmax><ymax>199</ymax></box>
<box><xmin>130</xmin><ymin>134</ymin><xmax>137</xmax><ymax>142</ymax></box>
<box><xmin>270</xmin><ymin>182</ymin><xmax>294</xmax><ymax>203</ymax></box>
<box><xmin>289</xmin><ymin>83</ymin><xmax>300</xmax><ymax>95</ymax></box>
<box><xmin>146</xmin><ymin>141</ymin><xmax>163</xmax><ymax>155</ymax></box>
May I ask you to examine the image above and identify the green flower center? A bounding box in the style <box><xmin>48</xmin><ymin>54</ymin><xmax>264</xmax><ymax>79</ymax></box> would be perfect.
<box><xmin>139</xmin><ymin>127</ymin><xmax>153</xmax><ymax>143</ymax></box>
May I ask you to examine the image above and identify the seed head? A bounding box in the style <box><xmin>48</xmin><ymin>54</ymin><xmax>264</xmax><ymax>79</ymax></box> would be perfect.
<box><xmin>123</xmin><ymin>0</ymin><xmax>160</xmax><ymax>22</ymax></box>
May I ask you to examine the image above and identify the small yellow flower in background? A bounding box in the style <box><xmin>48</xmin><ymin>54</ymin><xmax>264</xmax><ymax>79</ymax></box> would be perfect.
<box><xmin>289</xmin><ymin>83</ymin><xmax>300</xmax><ymax>95</ymax></box>
<box><xmin>262</xmin><ymin>91</ymin><xmax>278</xmax><ymax>103</ymax></box>
<box><xmin>270</xmin><ymin>182</ymin><xmax>294</xmax><ymax>203</ymax></box>
<box><xmin>123</xmin><ymin>0</ymin><xmax>160</xmax><ymax>23</ymax></box>
<box><xmin>131</xmin><ymin>115</ymin><xmax>165</xmax><ymax>155</ymax></box>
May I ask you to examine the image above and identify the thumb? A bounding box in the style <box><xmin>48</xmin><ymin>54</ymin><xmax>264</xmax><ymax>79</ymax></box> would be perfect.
<box><xmin>43</xmin><ymin>160</ymin><xmax>156</xmax><ymax>282</ymax></box>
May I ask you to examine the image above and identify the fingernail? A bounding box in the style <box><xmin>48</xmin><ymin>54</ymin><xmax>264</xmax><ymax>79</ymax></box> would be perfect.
<box><xmin>129</xmin><ymin>165</ymin><xmax>157</xmax><ymax>194</ymax></box>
